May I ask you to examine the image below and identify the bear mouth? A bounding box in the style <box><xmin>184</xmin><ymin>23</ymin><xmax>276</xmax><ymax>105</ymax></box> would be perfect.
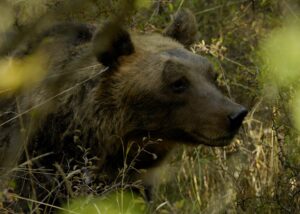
<box><xmin>125</xmin><ymin>129</ymin><xmax>235</xmax><ymax>147</ymax></box>
<box><xmin>189</xmin><ymin>131</ymin><xmax>235</xmax><ymax>147</ymax></box>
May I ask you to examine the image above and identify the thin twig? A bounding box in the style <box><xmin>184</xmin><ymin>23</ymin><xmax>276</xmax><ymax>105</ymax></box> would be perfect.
<box><xmin>194</xmin><ymin>0</ymin><xmax>249</xmax><ymax>15</ymax></box>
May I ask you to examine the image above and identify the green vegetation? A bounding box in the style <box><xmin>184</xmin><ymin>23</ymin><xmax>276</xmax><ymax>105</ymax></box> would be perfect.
<box><xmin>60</xmin><ymin>191</ymin><xmax>146</xmax><ymax>214</ymax></box>
<box><xmin>1</xmin><ymin>0</ymin><xmax>300</xmax><ymax>213</ymax></box>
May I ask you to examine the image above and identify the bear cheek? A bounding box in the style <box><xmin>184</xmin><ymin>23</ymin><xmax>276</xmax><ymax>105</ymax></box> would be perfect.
<box><xmin>128</xmin><ymin>94</ymin><xmax>174</xmax><ymax>130</ymax></box>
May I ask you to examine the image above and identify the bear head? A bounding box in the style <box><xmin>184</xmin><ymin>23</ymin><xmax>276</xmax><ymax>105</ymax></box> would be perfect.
<box><xmin>92</xmin><ymin>9</ymin><xmax>248</xmax><ymax>149</ymax></box>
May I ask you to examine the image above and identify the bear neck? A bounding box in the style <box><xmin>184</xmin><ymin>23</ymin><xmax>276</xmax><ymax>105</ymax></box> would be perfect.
<box><xmin>76</xmin><ymin>83</ymin><xmax>134</xmax><ymax>152</ymax></box>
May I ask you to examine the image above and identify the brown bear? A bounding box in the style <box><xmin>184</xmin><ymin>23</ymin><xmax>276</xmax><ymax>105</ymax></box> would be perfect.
<box><xmin>0</xmin><ymin>9</ymin><xmax>247</xmax><ymax>212</ymax></box>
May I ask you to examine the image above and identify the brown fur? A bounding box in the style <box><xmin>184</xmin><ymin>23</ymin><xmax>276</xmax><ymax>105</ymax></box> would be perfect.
<box><xmin>0</xmin><ymin>9</ymin><xmax>247</xmax><ymax>211</ymax></box>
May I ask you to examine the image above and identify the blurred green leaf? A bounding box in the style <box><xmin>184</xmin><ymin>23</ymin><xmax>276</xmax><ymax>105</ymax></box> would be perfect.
<box><xmin>0</xmin><ymin>48</ymin><xmax>48</xmax><ymax>92</ymax></box>
<box><xmin>60</xmin><ymin>191</ymin><xmax>146</xmax><ymax>214</ymax></box>
<box><xmin>0</xmin><ymin>2</ymin><xmax>14</xmax><ymax>34</ymax></box>
<box><xmin>261</xmin><ymin>18</ymin><xmax>300</xmax><ymax>130</ymax></box>
<box><xmin>135</xmin><ymin>0</ymin><xmax>151</xmax><ymax>9</ymax></box>
<box><xmin>261</xmin><ymin>20</ymin><xmax>300</xmax><ymax>86</ymax></box>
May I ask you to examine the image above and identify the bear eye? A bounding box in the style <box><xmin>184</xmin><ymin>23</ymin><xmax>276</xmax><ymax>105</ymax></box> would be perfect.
<box><xmin>170</xmin><ymin>78</ymin><xmax>189</xmax><ymax>93</ymax></box>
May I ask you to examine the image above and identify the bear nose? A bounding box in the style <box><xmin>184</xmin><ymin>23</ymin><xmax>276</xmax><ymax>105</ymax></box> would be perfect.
<box><xmin>228</xmin><ymin>107</ymin><xmax>248</xmax><ymax>131</ymax></box>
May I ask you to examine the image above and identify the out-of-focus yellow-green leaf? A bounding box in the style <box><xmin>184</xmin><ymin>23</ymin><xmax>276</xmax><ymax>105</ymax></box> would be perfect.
<box><xmin>0</xmin><ymin>49</ymin><xmax>48</xmax><ymax>92</ymax></box>
<box><xmin>261</xmin><ymin>20</ymin><xmax>300</xmax><ymax>86</ymax></box>
<box><xmin>134</xmin><ymin>0</ymin><xmax>151</xmax><ymax>9</ymax></box>
<box><xmin>261</xmin><ymin>18</ymin><xmax>300</xmax><ymax>130</ymax></box>
<box><xmin>60</xmin><ymin>191</ymin><xmax>146</xmax><ymax>214</ymax></box>
<box><xmin>0</xmin><ymin>2</ymin><xmax>14</xmax><ymax>34</ymax></box>
<box><xmin>292</xmin><ymin>90</ymin><xmax>300</xmax><ymax>130</ymax></box>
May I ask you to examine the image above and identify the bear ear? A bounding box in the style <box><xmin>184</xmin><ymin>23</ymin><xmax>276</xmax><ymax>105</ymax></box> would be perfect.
<box><xmin>163</xmin><ymin>8</ymin><xmax>198</xmax><ymax>47</ymax></box>
<box><xmin>93</xmin><ymin>21</ymin><xmax>134</xmax><ymax>68</ymax></box>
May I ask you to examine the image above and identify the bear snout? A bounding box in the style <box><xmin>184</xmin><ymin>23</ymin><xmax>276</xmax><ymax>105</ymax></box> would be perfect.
<box><xmin>228</xmin><ymin>107</ymin><xmax>248</xmax><ymax>132</ymax></box>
